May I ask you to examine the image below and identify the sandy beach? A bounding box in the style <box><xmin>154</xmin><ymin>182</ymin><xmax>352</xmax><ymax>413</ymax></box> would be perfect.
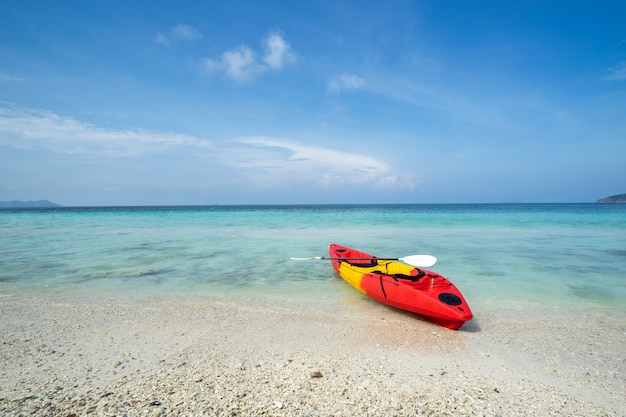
<box><xmin>1</xmin><ymin>293</ymin><xmax>624</xmax><ymax>417</ymax></box>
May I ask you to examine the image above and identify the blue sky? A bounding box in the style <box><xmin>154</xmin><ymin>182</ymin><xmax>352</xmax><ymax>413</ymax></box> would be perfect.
<box><xmin>1</xmin><ymin>0</ymin><xmax>625</xmax><ymax>205</ymax></box>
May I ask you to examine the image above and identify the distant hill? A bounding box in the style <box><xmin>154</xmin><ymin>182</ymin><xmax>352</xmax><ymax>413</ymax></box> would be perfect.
<box><xmin>597</xmin><ymin>194</ymin><xmax>626</xmax><ymax>203</ymax></box>
<box><xmin>0</xmin><ymin>200</ymin><xmax>61</xmax><ymax>208</ymax></box>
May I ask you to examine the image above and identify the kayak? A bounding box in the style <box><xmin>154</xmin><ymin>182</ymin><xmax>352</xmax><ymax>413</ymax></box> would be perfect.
<box><xmin>329</xmin><ymin>243</ymin><xmax>473</xmax><ymax>329</ymax></box>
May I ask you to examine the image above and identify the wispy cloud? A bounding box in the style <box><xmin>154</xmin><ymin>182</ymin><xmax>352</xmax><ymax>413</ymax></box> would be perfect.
<box><xmin>231</xmin><ymin>137</ymin><xmax>394</xmax><ymax>187</ymax></box>
<box><xmin>155</xmin><ymin>24</ymin><xmax>202</xmax><ymax>46</ymax></box>
<box><xmin>203</xmin><ymin>31</ymin><xmax>296</xmax><ymax>83</ymax></box>
<box><xmin>603</xmin><ymin>61</ymin><xmax>626</xmax><ymax>81</ymax></box>
<box><xmin>0</xmin><ymin>105</ymin><xmax>413</xmax><ymax>191</ymax></box>
<box><xmin>374</xmin><ymin>175</ymin><xmax>416</xmax><ymax>190</ymax></box>
<box><xmin>0</xmin><ymin>105</ymin><xmax>212</xmax><ymax>157</ymax></box>
<box><xmin>0</xmin><ymin>71</ymin><xmax>24</xmax><ymax>83</ymax></box>
<box><xmin>327</xmin><ymin>73</ymin><xmax>366</xmax><ymax>92</ymax></box>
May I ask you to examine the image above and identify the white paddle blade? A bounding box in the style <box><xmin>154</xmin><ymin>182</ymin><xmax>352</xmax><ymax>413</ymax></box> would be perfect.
<box><xmin>290</xmin><ymin>256</ymin><xmax>324</xmax><ymax>261</ymax></box>
<box><xmin>399</xmin><ymin>255</ymin><xmax>437</xmax><ymax>267</ymax></box>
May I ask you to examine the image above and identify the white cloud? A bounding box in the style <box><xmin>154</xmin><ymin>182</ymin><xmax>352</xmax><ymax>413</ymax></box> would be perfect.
<box><xmin>203</xmin><ymin>31</ymin><xmax>295</xmax><ymax>83</ymax></box>
<box><xmin>155</xmin><ymin>24</ymin><xmax>202</xmax><ymax>46</ymax></box>
<box><xmin>262</xmin><ymin>31</ymin><xmax>296</xmax><ymax>70</ymax></box>
<box><xmin>232</xmin><ymin>137</ymin><xmax>391</xmax><ymax>187</ymax></box>
<box><xmin>374</xmin><ymin>175</ymin><xmax>415</xmax><ymax>190</ymax></box>
<box><xmin>0</xmin><ymin>105</ymin><xmax>415</xmax><ymax>192</ymax></box>
<box><xmin>0</xmin><ymin>105</ymin><xmax>212</xmax><ymax>157</ymax></box>
<box><xmin>204</xmin><ymin>45</ymin><xmax>266</xmax><ymax>83</ymax></box>
<box><xmin>172</xmin><ymin>24</ymin><xmax>202</xmax><ymax>40</ymax></box>
<box><xmin>327</xmin><ymin>73</ymin><xmax>366</xmax><ymax>92</ymax></box>
<box><xmin>603</xmin><ymin>61</ymin><xmax>626</xmax><ymax>81</ymax></box>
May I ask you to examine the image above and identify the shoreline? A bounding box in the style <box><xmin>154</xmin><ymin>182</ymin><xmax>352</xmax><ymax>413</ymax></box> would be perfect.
<box><xmin>1</xmin><ymin>294</ymin><xmax>624</xmax><ymax>416</ymax></box>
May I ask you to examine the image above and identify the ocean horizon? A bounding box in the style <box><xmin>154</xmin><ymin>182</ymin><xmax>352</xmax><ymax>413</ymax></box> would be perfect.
<box><xmin>0</xmin><ymin>201</ymin><xmax>615</xmax><ymax>208</ymax></box>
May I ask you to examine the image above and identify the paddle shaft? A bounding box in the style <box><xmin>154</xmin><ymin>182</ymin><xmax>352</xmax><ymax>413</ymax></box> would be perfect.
<box><xmin>290</xmin><ymin>254</ymin><xmax>437</xmax><ymax>267</ymax></box>
<box><xmin>322</xmin><ymin>257</ymin><xmax>399</xmax><ymax>261</ymax></box>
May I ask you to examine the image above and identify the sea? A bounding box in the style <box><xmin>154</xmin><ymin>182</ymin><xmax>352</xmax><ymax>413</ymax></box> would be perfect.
<box><xmin>1</xmin><ymin>204</ymin><xmax>625</xmax><ymax>325</ymax></box>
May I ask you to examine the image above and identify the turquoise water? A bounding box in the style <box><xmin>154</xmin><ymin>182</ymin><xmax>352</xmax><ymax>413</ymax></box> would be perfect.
<box><xmin>1</xmin><ymin>204</ymin><xmax>625</xmax><ymax>317</ymax></box>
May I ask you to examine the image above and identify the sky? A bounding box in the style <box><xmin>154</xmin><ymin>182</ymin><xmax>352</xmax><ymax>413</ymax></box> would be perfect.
<box><xmin>1</xmin><ymin>0</ymin><xmax>625</xmax><ymax>205</ymax></box>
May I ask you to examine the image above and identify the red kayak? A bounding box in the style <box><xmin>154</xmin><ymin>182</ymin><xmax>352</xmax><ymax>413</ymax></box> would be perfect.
<box><xmin>329</xmin><ymin>243</ymin><xmax>473</xmax><ymax>329</ymax></box>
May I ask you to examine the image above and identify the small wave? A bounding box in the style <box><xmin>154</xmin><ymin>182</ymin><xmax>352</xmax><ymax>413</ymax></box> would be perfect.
<box><xmin>119</xmin><ymin>268</ymin><xmax>161</xmax><ymax>277</ymax></box>
<box><xmin>568</xmin><ymin>283</ymin><xmax>614</xmax><ymax>302</ymax></box>
<box><xmin>0</xmin><ymin>274</ymin><xmax>19</xmax><ymax>283</ymax></box>
<box><xmin>80</xmin><ymin>268</ymin><xmax>162</xmax><ymax>281</ymax></box>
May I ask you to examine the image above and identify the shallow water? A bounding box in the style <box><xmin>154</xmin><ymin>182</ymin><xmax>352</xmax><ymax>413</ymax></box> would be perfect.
<box><xmin>1</xmin><ymin>204</ymin><xmax>625</xmax><ymax>323</ymax></box>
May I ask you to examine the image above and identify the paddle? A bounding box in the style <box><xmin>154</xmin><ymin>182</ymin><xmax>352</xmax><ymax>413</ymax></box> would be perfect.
<box><xmin>290</xmin><ymin>254</ymin><xmax>437</xmax><ymax>268</ymax></box>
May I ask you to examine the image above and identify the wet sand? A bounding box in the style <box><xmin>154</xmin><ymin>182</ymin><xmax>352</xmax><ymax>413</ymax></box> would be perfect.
<box><xmin>1</xmin><ymin>293</ymin><xmax>624</xmax><ymax>416</ymax></box>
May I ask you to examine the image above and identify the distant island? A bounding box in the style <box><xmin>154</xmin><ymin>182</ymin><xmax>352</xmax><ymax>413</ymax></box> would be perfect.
<box><xmin>0</xmin><ymin>200</ymin><xmax>61</xmax><ymax>208</ymax></box>
<box><xmin>597</xmin><ymin>194</ymin><xmax>626</xmax><ymax>203</ymax></box>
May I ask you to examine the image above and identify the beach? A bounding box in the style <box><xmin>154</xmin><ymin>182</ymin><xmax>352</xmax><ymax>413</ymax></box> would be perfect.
<box><xmin>1</xmin><ymin>292</ymin><xmax>624</xmax><ymax>417</ymax></box>
<box><xmin>1</xmin><ymin>204</ymin><xmax>625</xmax><ymax>416</ymax></box>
